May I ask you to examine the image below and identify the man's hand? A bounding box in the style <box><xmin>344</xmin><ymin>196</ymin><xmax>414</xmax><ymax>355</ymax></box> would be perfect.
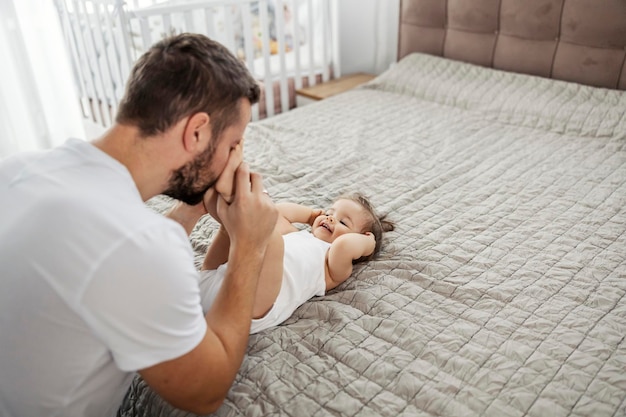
<box><xmin>217</xmin><ymin>162</ymin><xmax>277</xmax><ymax>252</ymax></box>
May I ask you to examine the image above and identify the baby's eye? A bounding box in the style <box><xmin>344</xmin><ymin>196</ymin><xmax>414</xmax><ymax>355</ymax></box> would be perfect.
<box><xmin>339</xmin><ymin>220</ymin><xmax>348</xmax><ymax>227</ymax></box>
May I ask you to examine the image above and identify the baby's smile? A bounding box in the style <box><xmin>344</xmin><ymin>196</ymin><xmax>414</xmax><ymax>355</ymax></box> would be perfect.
<box><xmin>320</xmin><ymin>221</ymin><xmax>332</xmax><ymax>232</ymax></box>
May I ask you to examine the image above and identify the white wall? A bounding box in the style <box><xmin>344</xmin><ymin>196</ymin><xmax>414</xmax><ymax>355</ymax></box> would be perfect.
<box><xmin>336</xmin><ymin>0</ymin><xmax>400</xmax><ymax>76</ymax></box>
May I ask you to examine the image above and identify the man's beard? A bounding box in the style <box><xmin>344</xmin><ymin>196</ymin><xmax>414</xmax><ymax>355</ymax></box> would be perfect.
<box><xmin>162</xmin><ymin>143</ymin><xmax>218</xmax><ymax>205</ymax></box>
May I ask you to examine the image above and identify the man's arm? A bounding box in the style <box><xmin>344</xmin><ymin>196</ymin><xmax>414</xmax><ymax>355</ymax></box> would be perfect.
<box><xmin>139</xmin><ymin>163</ymin><xmax>277</xmax><ymax>414</ymax></box>
<box><xmin>326</xmin><ymin>232</ymin><xmax>376</xmax><ymax>286</ymax></box>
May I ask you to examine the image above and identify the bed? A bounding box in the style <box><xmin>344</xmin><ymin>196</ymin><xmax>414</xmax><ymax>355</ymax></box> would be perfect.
<box><xmin>118</xmin><ymin>1</ymin><xmax>626</xmax><ymax>416</ymax></box>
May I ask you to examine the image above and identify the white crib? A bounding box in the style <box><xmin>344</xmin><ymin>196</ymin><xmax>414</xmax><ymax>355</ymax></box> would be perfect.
<box><xmin>54</xmin><ymin>0</ymin><xmax>339</xmax><ymax>127</ymax></box>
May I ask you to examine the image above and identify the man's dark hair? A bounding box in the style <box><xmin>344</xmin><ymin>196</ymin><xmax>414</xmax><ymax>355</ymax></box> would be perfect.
<box><xmin>116</xmin><ymin>33</ymin><xmax>260</xmax><ymax>140</ymax></box>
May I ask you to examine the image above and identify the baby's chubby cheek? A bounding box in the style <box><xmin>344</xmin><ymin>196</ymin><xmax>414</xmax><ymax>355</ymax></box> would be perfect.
<box><xmin>215</xmin><ymin>144</ymin><xmax>243</xmax><ymax>203</ymax></box>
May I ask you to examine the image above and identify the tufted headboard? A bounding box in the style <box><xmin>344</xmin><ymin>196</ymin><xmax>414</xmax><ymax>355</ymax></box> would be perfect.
<box><xmin>398</xmin><ymin>0</ymin><xmax>626</xmax><ymax>90</ymax></box>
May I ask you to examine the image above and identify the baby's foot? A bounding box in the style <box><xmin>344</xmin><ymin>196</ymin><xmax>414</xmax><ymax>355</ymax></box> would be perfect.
<box><xmin>215</xmin><ymin>144</ymin><xmax>243</xmax><ymax>203</ymax></box>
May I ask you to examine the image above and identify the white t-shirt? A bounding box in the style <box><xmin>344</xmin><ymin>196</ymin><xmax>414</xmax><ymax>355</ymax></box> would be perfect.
<box><xmin>0</xmin><ymin>139</ymin><xmax>207</xmax><ymax>417</ymax></box>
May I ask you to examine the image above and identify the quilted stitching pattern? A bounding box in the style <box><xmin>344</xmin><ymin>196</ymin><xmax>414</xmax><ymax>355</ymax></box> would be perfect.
<box><xmin>119</xmin><ymin>53</ymin><xmax>626</xmax><ymax>417</ymax></box>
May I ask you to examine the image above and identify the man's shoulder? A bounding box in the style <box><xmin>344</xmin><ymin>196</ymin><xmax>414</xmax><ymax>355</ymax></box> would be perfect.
<box><xmin>0</xmin><ymin>149</ymin><xmax>46</xmax><ymax>181</ymax></box>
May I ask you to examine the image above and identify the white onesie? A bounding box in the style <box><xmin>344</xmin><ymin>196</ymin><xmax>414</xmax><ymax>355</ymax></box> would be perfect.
<box><xmin>199</xmin><ymin>229</ymin><xmax>331</xmax><ymax>333</ymax></box>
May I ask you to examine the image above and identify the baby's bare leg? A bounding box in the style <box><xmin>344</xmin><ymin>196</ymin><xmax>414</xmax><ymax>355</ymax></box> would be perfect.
<box><xmin>252</xmin><ymin>226</ymin><xmax>284</xmax><ymax>319</ymax></box>
<box><xmin>201</xmin><ymin>222</ymin><xmax>283</xmax><ymax>319</ymax></box>
<box><xmin>201</xmin><ymin>226</ymin><xmax>230</xmax><ymax>271</ymax></box>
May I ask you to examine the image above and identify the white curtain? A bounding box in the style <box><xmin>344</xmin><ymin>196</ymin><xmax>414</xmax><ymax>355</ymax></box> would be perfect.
<box><xmin>373</xmin><ymin>0</ymin><xmax>399</xmax><ymax>74</ymax></box>
<box><xmin>336</xmin><ymin>0</ymin><xmax>399</xmax><ymax>76</ymax></box>
<box><xmin>0</xmin><ymin>0</ymin><xmax>85</xmax><ymax>159</ymax></box>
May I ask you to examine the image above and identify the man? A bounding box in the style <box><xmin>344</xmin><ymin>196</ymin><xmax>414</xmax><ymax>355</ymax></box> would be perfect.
<box><xmin>0</xmin><ymin>33</ymin><xmax>277</xmax><ymax>416</ymax></box>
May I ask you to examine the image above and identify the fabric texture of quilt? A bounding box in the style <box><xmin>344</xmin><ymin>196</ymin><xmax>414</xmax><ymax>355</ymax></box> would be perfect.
<box><xmin>118</xmin><ymin>53</ymin><xmax>626</xmax><ymax>417</ymax></box>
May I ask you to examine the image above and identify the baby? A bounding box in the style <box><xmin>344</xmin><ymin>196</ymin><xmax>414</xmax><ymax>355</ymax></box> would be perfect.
<box><xmin>198</xmin><ymin>147</ymin><xmax>394</xmax><ymax>333</ymax></box>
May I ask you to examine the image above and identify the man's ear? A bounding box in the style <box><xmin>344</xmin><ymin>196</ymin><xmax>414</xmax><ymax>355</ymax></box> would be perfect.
<box><xmin>182</xmin><ymin>112</ymin><xmax>210</xmax><ymax>153</ymax></box>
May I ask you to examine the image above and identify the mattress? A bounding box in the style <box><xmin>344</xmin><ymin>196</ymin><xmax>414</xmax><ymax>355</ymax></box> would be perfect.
<box><xmin>118</xmin><ymin>53</ymin><xmax>626</xmax><ymax>417</ymax></box>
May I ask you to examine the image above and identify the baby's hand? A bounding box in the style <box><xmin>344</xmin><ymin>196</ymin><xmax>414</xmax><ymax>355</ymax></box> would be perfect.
<box><xmin>215</xmin><ymin>144</ymin><xmax>243</xmax><ymax>203</ymax></box>
<box><xmin>308</xmin><ymin>208</ymin><xmax>324</xmax><ymax>226</ymax></box>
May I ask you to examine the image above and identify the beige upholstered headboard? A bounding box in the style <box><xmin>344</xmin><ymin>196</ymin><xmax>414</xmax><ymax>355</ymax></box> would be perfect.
<box><xmin>398</xmin><ymin>0</ymin><xmax>626</xmax><ymax>90</ymax></box>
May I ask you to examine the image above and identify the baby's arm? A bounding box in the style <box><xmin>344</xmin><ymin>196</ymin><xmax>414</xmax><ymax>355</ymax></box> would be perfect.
<box><xmin>326</xmin><ymin>233</ymin><xmax>376</xmax><ymax>287</ymax></box>
<box><xmin>276</xmin><ymin>202</ymin><xmax>323</xmax><ymax>226</ymax></box>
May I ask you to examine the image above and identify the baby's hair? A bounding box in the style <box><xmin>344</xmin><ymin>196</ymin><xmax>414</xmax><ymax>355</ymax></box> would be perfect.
<box><xmin>338</xmin><ymin>192</ymin><xmax>395</xmax><ymax>264</ymax></box>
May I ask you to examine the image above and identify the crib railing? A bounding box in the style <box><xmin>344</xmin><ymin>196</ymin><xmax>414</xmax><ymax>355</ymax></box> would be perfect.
<box><xmin>54</xmin><ymin>0</ymin><xmax>338</xmax><ymax>127</ymax></box>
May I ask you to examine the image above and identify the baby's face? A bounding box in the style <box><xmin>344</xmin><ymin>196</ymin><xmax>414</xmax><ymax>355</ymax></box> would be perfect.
<box><xmin>311</xmin><ymin>199</ymin><xmax>370</xmax><ymax>243</ymax></box>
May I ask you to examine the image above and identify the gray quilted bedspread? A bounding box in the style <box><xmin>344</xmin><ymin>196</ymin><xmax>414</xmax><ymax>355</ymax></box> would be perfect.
<box><xmin>118</xmin><ymin>53</ymin><xmax>626</xmax><ymax>417</ymax></box>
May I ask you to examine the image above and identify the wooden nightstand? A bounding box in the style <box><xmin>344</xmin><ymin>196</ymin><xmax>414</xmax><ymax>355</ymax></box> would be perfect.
<box><xmin>296</xmin><ymin>73</ymin><xmax>376</xmax><ymax>107</ymax></box>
